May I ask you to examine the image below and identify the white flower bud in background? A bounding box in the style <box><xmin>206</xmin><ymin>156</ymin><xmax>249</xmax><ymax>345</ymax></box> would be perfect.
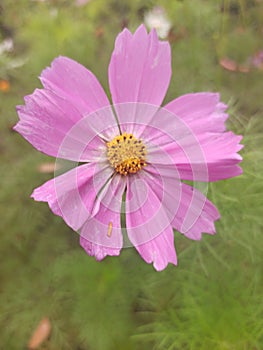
<box><xmin>144</xmin><ymin>6</ymin><xmax>172</xmax><ymax>39</ymax></box>
<box><xmin>0</xmin><ymin>38</ymin><xmax>14</xmax><ymax>55</ymax></box>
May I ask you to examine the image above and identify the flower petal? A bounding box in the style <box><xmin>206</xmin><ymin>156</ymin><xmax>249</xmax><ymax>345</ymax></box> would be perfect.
<box><xmin>40</xmin><ymin>56</ymin><xmax>111</xmax><ymax>115</ymax></box>
<box><xmin>80</xmin><ymin>174</ymin><xmax>126</xmax><ymax>260</ymax></box>
<box><xmin>164</xmin><ymin>93</ymin><xmax>228</xmax><ymax>133</ymax></box>
<box><xmin>168</xmin><ymin>131</ymin><xmax>243</xmax><ymax>182</ymax></box>
<box><xmin>134</xmin><ymin>228</ymin><xmax>177</xmax><ymax>271</ymax></box>
<box><xmin>114</xmin><ymin>102</ymin><xmax>160</xmax><ymax>136</ymax></box>
<box><xmin>171</xmin><ymin>183</ymin><xmax>220</xmax><ymax>240</ymax></box>
<box><xmin>108</xmin><ymin>24</ymin><xmax>171</xmax><ymax>106</ymax></box>
<box><xmin>15</xmin><ymin>89</ymin><xmax>116</xmax><ymax>161</ymax></box>
<box><xmin>142</xmin><ymin>106</ymin><xmax>243</xmax><ymax>182</ymax></box>
<box><xmin>143</xmin><ymin>165</ymin><xmax>220</xmax><ymax>240</ymax></box>
<box><xmin>125</xmin><ymin>173</ymin><xmax>177</xmax><ymax>271</ymax></box>
<box><xmin>31</xmin><ymin>163</ymin><xmax>113</xmax><ymax>231</ymax></box>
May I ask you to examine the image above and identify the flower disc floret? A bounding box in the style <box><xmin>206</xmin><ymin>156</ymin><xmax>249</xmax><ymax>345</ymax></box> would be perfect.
<box><xmin>106</xmin><ymin>132</ymin><xmax>147</xmax><ymax>176</ymax></box>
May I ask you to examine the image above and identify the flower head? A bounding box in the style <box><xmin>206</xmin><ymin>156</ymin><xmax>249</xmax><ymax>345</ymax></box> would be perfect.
<box><xmin>14</xmin><ymin>25</ymin><xmax>243</xmax><ymax>271</ymax></box>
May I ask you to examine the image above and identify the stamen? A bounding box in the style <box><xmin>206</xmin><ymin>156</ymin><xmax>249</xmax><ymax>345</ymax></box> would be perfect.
<box><xmin>107</xmin><ymin>222</ymin><xmax>113</xmax><ymax>237</ymax></box>
<box><xmin>107</xmin><ymin>132</ymin><xmax>147</xmax><ymax>176</ymax></box>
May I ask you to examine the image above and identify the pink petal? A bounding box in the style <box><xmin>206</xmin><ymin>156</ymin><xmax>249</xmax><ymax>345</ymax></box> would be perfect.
<box><xmin>15</xmin><ymin>89</ymin><xmax>117</xmax><ymax>161</ymax></box>
<box><xmin>40</xmin><ymin>56</ymin><xmax>111</xmax><ymax>115</ymax></box>
<box><xmin>172</xmin><ymin>183</ymin><xmax>220</xmax><ymax>240</ymax></box>
<box><xmin>171</xmin><ymin>131</ymin><xmax>243</xmax><ymax>182</ymax></box>
<box><xmin>134</xmin><ymin>229</ymin><xmax>177</xmax><ymax>271</ymax></box>
<box><xmin>143</xmin><ymin>165</ymin><xmax>220</xmax><ymax>240</ymax></box>
<box><xmin>125</xmin><ymin>173</ymin><xmax>177</xmax><ymax>271</ymax></box>
<box><xmin>108</xmin><ymin>24</ymin><xmax>171</xmax><ymax>106</ymax></box>
<box><xmin>164</xmin><ymin>93</ymin><xmax>228</xmax><ymax>133</ymax></box>
<box><xmin>80</xmin><ymin>174</ymin><xmax>126</xmax><ymax>260</ymax></box>
<box><xmin>31</xmin><ymin>163</ymin><xmax>113</xmax><ymax>231</ymax></box>
<box><xmin>153</xmin><ymin>93</ymin><xmax>243</xmax><ymax>181</ymax></box>
<box><xmin>114</xmin><ymin>102</ymin><xmax>160</xmax><ymax>136</ymax></box>
<box><xmin>142</xmin><ymin>108</ymin><xmax>243</xmax><ymax>182</ymax></box>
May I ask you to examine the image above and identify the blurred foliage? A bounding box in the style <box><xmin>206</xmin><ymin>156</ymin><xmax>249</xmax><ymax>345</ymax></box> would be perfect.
<box><xmin>0</xmin><ymin>0</ymin><xmax>263</xmax><ymax>349</ymax></box>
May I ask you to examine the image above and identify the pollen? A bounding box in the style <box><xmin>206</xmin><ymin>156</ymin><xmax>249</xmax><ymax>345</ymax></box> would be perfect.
<box><xmin>106</xmin><ymin>132</ymin><xmax>147</xmax><ymax>176</ymax></box>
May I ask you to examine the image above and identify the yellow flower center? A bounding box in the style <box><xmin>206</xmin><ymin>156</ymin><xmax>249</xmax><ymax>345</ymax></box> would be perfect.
<box><xmin>106</xmin><ymin>132</ymin><xmax>147</xmax><ymax>176</ymax></box>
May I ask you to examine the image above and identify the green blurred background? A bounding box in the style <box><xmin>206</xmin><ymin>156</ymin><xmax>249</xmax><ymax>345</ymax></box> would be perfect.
<box><xmin>1</xmin><ymin>0</ymin><xmax>263</xmax><ymax>349</ymax></box>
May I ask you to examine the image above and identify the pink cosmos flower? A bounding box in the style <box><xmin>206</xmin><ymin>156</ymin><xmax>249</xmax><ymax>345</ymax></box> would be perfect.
<box><xmin>14</xmin><ymin>25</ymin><xmax>243</xmax><ymax>271</ymax></box>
